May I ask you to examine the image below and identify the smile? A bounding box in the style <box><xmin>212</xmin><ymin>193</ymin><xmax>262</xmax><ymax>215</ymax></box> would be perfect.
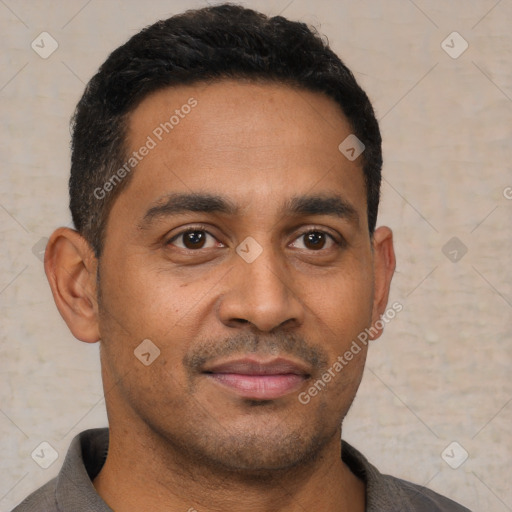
<box><xmin>202</xmin><ymin>357</ymin><xmax>310</xmax><ymax>400</ymax></box>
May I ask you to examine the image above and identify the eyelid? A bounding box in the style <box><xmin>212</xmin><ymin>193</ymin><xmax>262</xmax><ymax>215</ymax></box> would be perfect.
<box><xmin>165</xmin><ymin>224</ymin><xmax>344</xmax><ymax>249</ymax></box>
<box><xmin>292</xmin><ymin>225</ymin><xmax>343</xmax><ymax>243</ymax></box>
<box><xmin>166</xmin><ymin>224</ymin><xmax>222</xmax><ymax>247</ymax></box>
<box><xmin>289</xmin><ymin>228</ymin><xmax>342</xmax><ymax>249</ymax></box>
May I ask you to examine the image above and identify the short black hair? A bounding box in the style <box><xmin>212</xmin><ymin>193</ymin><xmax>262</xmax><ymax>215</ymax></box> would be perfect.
<box><xmin>70</xmin><ymin>3</ymin><xmax>382</xmax><ymax>257</ymax></box>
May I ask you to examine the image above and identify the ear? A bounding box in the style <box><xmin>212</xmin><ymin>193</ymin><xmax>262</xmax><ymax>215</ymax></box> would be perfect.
<box><xmin>369</xmin><ymin>226</ymin><xmax>396</xmax><ymax>341</ymax></box>
<box><xmin>44</xmin><ymin>227</ymin><xmax>100</xmax><ymax>343</ymax></box>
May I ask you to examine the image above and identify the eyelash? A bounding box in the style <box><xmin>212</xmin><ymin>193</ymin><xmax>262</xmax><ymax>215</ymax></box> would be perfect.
<box><xmin>166</xmin><ymin>224</ymin><xmax>343</xmax><ymax>250</ymax></box>
<box><xmin>166</xmin><ymin>224</ymin><xmax>219</xmax><ymax>249</ymax></box>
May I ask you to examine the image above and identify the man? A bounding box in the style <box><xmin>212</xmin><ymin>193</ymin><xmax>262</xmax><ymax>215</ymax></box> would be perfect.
<box><xmin>13</xmin><ymin>4</ymin><xmax>471</xmax><ymax>511</ymax></box>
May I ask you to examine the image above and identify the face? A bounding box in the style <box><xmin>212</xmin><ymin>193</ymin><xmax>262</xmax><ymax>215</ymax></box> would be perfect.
<box><xmin>91</xmin><ymin>80</ymin><xmax>393</xmax><ymax>474</ymax></box>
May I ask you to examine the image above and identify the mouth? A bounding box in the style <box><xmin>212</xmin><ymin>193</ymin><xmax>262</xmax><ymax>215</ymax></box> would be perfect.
<box><xmin>202</xmin><ymin>357</ymin><xmax>311</xmax><ymax>400</ymax></box>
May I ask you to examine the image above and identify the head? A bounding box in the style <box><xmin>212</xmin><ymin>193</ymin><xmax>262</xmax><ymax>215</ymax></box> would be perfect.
<box><xmin>45</xmin><ymin>4</ymin><xmax>395</xmax><ymax>476</ymax></box>
<box><xmin>69</xmin><ymin>3</ymin><xmax>382</xmax><ymax>258</ymax></box>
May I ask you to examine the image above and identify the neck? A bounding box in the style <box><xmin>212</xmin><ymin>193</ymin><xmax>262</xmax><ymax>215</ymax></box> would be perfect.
<box><xmin>93</xmin><ymin>423</ymin><xmax>365</xmax><ymax>512</ymax></box>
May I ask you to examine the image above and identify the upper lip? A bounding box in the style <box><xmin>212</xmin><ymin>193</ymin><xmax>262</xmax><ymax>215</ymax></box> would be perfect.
<box><xmin>202</xmin><ymin>357</ymin><xmax>311</xmax><ymax>376</ymax></box>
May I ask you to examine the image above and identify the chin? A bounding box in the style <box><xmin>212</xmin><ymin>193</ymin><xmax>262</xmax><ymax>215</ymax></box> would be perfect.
<box><xmin>179</xmin><ymin>422</ymin><xmax>333</xmax><ymax>478</ymax></box>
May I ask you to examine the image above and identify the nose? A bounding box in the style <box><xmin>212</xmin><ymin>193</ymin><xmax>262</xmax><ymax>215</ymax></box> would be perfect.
<box><xmin>217</xmin><ymin>244</ymin><xmax>305</xmax><ymax>332</ymax></box>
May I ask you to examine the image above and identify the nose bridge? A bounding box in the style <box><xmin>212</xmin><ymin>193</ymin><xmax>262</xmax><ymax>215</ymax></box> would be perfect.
<box><xmin>219</xmin><ymin>237</ymin><xmax>304</xmax><ymax>331</ymax></box>
<box><xmin>244</xmin><ymin>242</ymin><xmax>286</xmax><ymax>296</ymax></box>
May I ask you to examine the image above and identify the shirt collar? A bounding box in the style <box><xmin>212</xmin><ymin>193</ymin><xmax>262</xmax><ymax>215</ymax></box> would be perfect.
<box><xmin>55</xmin><ymin>428</ymin><xmax>412</xmax><ymax>512</ymax></box>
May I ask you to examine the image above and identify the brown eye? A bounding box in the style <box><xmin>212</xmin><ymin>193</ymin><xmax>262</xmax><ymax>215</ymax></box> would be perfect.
<box><xmin>168</xmin><ymin>229</ymin><xmax>219</xmax><ymax>250</ymax></box>
<box><xmin>290</xmin><ymin>230</ymin><xmax>338</xmax><ymax>251</ymax></box>
<box><xmin>303</xmin><ymin>232</ymin><xmax>326</xmax><ymax>250</ymax></box>
<box><xmin>183</xmin><ymin>231</ymin><xmax>206</xmax><ymax>249</ymax></box>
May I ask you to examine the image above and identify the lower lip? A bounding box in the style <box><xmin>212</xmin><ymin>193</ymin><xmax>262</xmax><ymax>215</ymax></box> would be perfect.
<box><xmin>206</xmin><ymin>373</ymin><xmax>306</xmax><ymax>400</ymax></box>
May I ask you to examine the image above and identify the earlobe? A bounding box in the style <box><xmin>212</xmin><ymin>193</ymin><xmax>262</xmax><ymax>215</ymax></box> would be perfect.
<box><xmin>44</xmin><ymin>227</ymin><xmax>101</xmax><ymax>343</ymax></box>
<box><xmin>369</xmin><ymin>226</ymin><xmax>396</xmax><ymax>341</ymax></box>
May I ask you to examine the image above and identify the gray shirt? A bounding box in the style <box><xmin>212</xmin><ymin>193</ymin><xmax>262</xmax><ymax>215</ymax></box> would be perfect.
<box><xmin>12</xmin><ymin>428</ymin><xmax>472</xmax><ymax>511</ymax></box>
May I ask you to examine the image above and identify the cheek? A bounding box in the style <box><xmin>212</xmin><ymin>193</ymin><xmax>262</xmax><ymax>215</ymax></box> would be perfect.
<box><xmin>308</xmin><ymin>266</ymin><xmax>374</xmax><ymax>345</ymax></box>
<box><xmin>298</xmin><ymin>345</ymin><xmax>367</xmax><ymax>422</ymax></box>
<box><xmin>99</xmin><ymin>253</ymin><xmax>198</xmax><ymax>335</ymax></box>
<box><xmin>317</xmin><ymin>269</ymin><xmax>373</xmax><ymax>404</ymax></box>
<box><xmin>97</xmin><ymin>256</ymin><xmax>216</xmax><ymax>400</ymax></box>
<box><xmin>97</xmin><ymin>266</ymin><xmax>195</xmax><ymax>403</ymax></box>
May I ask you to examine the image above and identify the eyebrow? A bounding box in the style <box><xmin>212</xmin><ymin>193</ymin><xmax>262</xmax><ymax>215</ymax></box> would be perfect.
<box><xmin>284</xmin><ymin>195</ymin><xmax>359</xmax><ymax>224</ymax></box>
<box><xmin>140</xmin><ymin>193</ymin><xmax>238</xmax><ymax>229</ymax></box>
<box><xmin>139</xmin><ymin>192</ymin><xmax>359</xmax><ymax>229</ymax></box>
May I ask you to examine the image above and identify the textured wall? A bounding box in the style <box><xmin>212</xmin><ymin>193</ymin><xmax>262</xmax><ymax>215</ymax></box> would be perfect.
<box><xmin>1</xmin><ymin>1</ymin><xmax>511</xmax><ymax>511</ymax></box>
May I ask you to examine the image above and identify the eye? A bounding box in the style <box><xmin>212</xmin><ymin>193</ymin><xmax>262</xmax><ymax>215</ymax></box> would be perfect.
<box><xmin>290</xmin><ymin>230</ymin><xmax>339</xmax><ymax>251</ymax></box>
<box><xmin>168</xmin><ymin>228</ymin><xmax>221</xmax><ymax>250</ymax></box>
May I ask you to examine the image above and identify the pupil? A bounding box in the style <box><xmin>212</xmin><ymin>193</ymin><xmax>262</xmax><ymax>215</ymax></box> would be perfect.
<box><xmin>306</xmin><ymin>232</ymin><xmax>325</xmax><ymax>249</ymax></box>
<box><xmin>185</xmin><ymin>231</ymin><xmax>205</xmax><ymax>248</ymax></box>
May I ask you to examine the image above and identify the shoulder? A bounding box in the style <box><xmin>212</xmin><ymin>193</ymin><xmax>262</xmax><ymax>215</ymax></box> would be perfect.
<box><xmin>10</xmin><ymin>428</ymin><xmax>110</xmax><ymax>512</ymax></box>
<box><xmin>10</xmin><ymin>477</ymin><xmax>58</xmax><ymax>512</ymax></box>
<box><xmin>341</xmin><ymin>441</ymin><xmax>473</xmax><ymax>512</ymax></box>
<box><xmin>383</xmin><ymin>473</ymin><xmax>473</xmax><ymax>511</ymax></box>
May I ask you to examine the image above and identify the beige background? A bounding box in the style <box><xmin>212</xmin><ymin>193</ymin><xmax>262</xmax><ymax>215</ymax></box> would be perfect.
<box><xmin>1</xmin><ymin>1</ymin><xmax>511</xmax><ymax>510</ymax></box>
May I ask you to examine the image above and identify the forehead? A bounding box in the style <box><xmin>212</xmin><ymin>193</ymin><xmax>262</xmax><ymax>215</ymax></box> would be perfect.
<box><xmin>117</xmin><ymin>79</ymin><xmax>367</xmax><ymax>225</ymax></box>
<box><xmin>128</xmin><ymin>79</ymin><xmax>351</xmax><ymax>153</ymax></box>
